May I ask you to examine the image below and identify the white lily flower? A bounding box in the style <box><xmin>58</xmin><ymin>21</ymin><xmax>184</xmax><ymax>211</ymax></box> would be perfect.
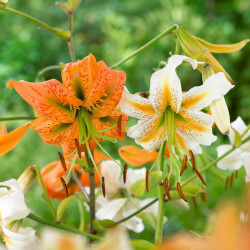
<box><xmin>0</xmin><ymin>179</ymin><xmax>30</xmax><ymax>227</ymax></box>
<box><xmin>216</xmin><ymin>117</ymin><xmax>250</xmax><ymax>181</ymax></box>
<box><xmin>120</xmin><ymin>55</ymin><xmax>233</xmax><ymax>154</ymax></box>
<box><xmin>96</xmin><ymin>160</ymin><xmax>158</xmax><ymax>232</ymax></box>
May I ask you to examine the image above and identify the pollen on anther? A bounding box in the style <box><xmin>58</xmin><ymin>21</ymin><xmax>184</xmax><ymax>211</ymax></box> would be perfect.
<box><xmin>58</xmin><ymin>152</ymin><xmax>67</xmax><ymax>172</ymax></box>
<box><xmin>180</xmin><ymin>155</ymin><xmax>187</xmax><ymax>176</ymax></box>
<box><xmin>225</xmin><ymin>177</ymin><xmax>230</xmax><ymax>190</ymax></box>
<box><xmin>194</xmin><ymin>168</ymin><xmax>206</xmax><ymax>186</ymax></box>
<box><xmin>102</xmin><ymin>176</ymin><xmax>106</xmax><ymax>197</ymax></box>
<box><xmin>176</xmin><ymin>182</ymin><xmax>187</xmax><ymax>202</ymax></box>
<box><xmin>75</xmin><ymin>138</ymin><xmax>82</xmax><ymax>158</ymax></box>
<box><xmin>192</xmin><ymin>197</ymin><xmax>197</xmax><ymax>208</ymax></box>
<box><xmin>188</xmin><ymin>150</ymin><xmax>196</xmax><ymax>172</ymax></box>
<box><xmin>164</xmin><ymin>178</ymin><xmax>171</xmax><ymax>200</ymax></box>
<box><xmin>123</xmin><ymin>164</ymin><xmax>128</xmax><ymax>184</ymax></box>
<box><xmin>60</xmin><ymin>177</ymin><xmax>69</xmax><ymax>197</ymax></box>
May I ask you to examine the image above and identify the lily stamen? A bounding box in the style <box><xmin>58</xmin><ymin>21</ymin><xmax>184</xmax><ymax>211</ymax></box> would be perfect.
<box><xmin>192</xmin><ymin>197</ymin><xmax>197</xmax><ymax>208</ymax></box>
<box><xmin>102</xmin><ymin>176</ymin><xmax>106</xmax><ymax>197</ymax></box>
<box><xmin>194</xmin><ymin>168</ymin><xmax>206</xmax><ymax>185</ymax></box>
<box><xmin>60</xmin><ymin>177</ymin><xmax>69</xmax><ymax>197</ymax></box>
<box><xmin>164</xmin><ymin>178</ymin><xmax>171</xmax><ymax>201</ymax></box>
<box><xmin>123</xmin><ymin>164</ymin><xmax>127</xmax><ymax>184</ymax></box>
<box><xmin>200</xmin><ymin>192</ymin><xmax>207</xmax><ymax>202</ymax></box>
<box><xmin>176</xmin><ymin>182</ymin><xmax>187</xmax><ymax>202</ymax></box>
<box><xmin>180</xmin><ymin>155</ymin><xmax>188</xmax><ymax>176</ymax></box>
<box><xmin>74</xmin><ymin>138</ymin><xmax>82</xmax><ymax>158</ymax></box>
<box><xmin>188</xmin><ymin>150</ymin><xmax>196</xmax><ymax>172</ymax></box>
<box><xmin>58</xmin><ymin>152</ymin><xmax>67</xmax><ymax>172</ymax></box>
<box><xmin>225</xmin><ymin>177</ymin><xmax>230</xmax><ymax>190</ymax></box>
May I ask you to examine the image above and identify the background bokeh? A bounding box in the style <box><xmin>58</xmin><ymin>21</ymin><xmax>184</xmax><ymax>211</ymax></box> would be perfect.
<box><xmin>0</xmin><ymin>0</ymin><xmax>249</xmax><ymax>243</ymax></box>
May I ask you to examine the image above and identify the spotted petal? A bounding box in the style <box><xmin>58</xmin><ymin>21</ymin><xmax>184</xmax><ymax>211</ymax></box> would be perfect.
<box><xmin>149</xmin><ymin>55</ymin><xmax>197</xmax><ymax>113</ymax></box>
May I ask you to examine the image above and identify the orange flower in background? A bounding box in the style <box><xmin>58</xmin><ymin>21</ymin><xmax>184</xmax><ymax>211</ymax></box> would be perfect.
<box><xmin>0</xmin><ymin>122</ymin><xmax>30</xmax><ymax>156</ymax></box>
<box><xmin>119</xmin><ymin>145</ymin><xmax>169</xmax><ymax>167</ymax></box>
<box><xmin>42</xmin><ymin>150</ymin><xmax>109</xmax><ymax>199</ymax></box>
<box><xmin>7</xmin><ymin>54</ymin><xmax>128</xmax><ymax>155</ymax></box>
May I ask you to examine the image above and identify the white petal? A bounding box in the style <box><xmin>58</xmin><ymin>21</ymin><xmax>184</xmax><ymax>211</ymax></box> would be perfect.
<box><xmin>122</xmin><ymin>168</ymin><xmax>146</xmax><ymax>191</ymax></box>
<box><xmin>138</xmin><ymin>198</ymin><xmax>158</xmax><ymax>216</ymax></box>
<box><xmin>171</xmin><ymin>199</ymin><xmax>190</xmax><ymax>210</ymax></box>
<box><xmin>119</xmin><ymin>88</ymin><xmax>156</xmax><ymax>119</ymax></box>
<box><xmin>182</xmin><ymin>72</ymin><xmax>233</xmax><ymax>111</ymax></box>
<box><xmin>216</xmin><ymin>145</ymin><xmax>243</xmax><ymax>170</ymax></box>
<box><xmin>149</xmin><ymin>55</ymin><xmax>197</xmax><ymax>113</ymax></box>
<box><xmin>122</xmin><ymin>216</ymin><xmax>144</xmax><ymax>233</ymax></box>
<box><xmin>228</xmin><ymin>117</ymin><xmax>249</xmax><ymax>144</ymax></box>
<box><xmin>0</xmin><ymin>179</ymin><xmax>30</xmax><ymax>226</ymax></box>
<box><xmin>239</xmin><ymin>152</ymin><xmax>250</xmax><ymax>182</ymax></box>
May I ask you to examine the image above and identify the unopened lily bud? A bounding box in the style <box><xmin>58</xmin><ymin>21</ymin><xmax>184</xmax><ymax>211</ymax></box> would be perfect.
<box><xmin>202</xmin><ymin>65</ymin><xmax>231</xmax><ymax>134</ymax></box>
<box><xmin>18</xmin><ymin>166</ymin><xmax>36</xmax><ymax>194</ymax></box>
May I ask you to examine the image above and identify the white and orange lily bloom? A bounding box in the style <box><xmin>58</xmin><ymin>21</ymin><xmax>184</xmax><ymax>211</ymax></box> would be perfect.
<box><xmin>120</xmin><ymin>55</ymin><xmax>233</xmax><ymax>155</ymax></box>
<box><xmin>96</xmin><ymin>160</ymin><xmax>158</xmax><ymax>233</ymax></box>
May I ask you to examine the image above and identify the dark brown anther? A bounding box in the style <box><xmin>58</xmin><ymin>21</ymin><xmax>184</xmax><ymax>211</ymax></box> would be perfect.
<box><xmin>192</xmin><ymin>197</ymin><xmax>197</xmax><ymax>208</ymax></box>
<box><xmin>180</xmin><ymin>155</ymin><xmax>188</xmax><ymax>176</ymax></box>
<box><xmin>58</xmin><ymin>152</ymin><xmax>67</xmax><ymax>172</ymax></box>
<box><xmin>75</xmin><ymin>139</ymin><xmax>82</xmax><ymax>158</ymax></box>
<box><xmin>188</xmin><ymin>150</ymin><xmax>196</xmax><ymax>172</ymax></box>
<box><xmin>118</xmin><ymin>115</ymin><xmax>122</xmax><ymax>136</ymax></box>
<box><xmin>230</xmin><ymin>173</ymin><xmax>234</xmax><ymax>187</ymax></box>
<box><xmin>164</xmin><ymin>178</ymin><xmax>172</xmax><ymax>201</ymax></box>
<box><xmin>235</xmin><ymin>170</ymin><xmax>238</xmax><ymax>178</ymax></box>
<box><xmin>102</xmin><ymin>177</ymin><xmax>106</xmax><ymax>197</ymax></box>
<box><xmin>146</xmin><ymin>170</ymin><xmax>149</xmax><ymax>192</ymax></box>
<box><xmin>225</xmin><ymin>177</ymin><xmax>230</xmax><ymax>190</ymax></box>
<box><xmin>60</xmin><ymin>177</ymin><xmax>69</xmax><ymax>197</ymax></box>
<box><xmin>194</xmin><ymin>168</ymin><xmax>206</xmax><ymax>186</ymax></box>
<box><xmin>200</xmin><ymin>192</ymin><xmax>207</xmax><ymax>202</ymax></box>
<box><xmin>123</xmin><ymin>164</ymin><xmax>128</xmax><ymax>184</ymax></box>
<box><xmin>176</xmin><ymin>182</ymin><xmax>187</xmax><ymax>202</ymax></box>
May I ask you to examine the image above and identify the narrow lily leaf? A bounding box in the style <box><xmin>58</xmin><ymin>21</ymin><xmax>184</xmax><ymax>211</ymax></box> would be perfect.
<box><xmin>131</xmin><ymin>240</ymin><xmax>156</xmax><ymax>250</ymax></box>
<box><xmin>233</xmin><ymin>128</ymin><xmax>242</xmax><ymax>148</ymax></box>
<box><xmin>196</xmin><ymin>36</ymin><xmax>249</xmax><ymax>53</ymax></box>
<box><xmin>56</xmin><ymin>196</ymin><xmax>75</xmax><ymax>222</ymax></box>
<box><xmin>130</xmin><ymin>179</ymin><xmax>145</xmax><ymax>197</ymax></box>
<box><xmin>0</xmin><ymin>122</ymin><xmax>30</xmax><ymax>156</ymax></box>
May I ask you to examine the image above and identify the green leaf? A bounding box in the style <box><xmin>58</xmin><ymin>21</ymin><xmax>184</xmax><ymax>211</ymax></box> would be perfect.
<box><xmin>56</xmin><ymin>196</ymin><xmax>75</xmax><ymax>222</ymax></box>
<box><xmin>131</xmin><ymin>240</ymin><xmax>155</xmax><ymax>250</ymax></box>
<box><xmin>75</xmin><ymin>158</ymin><xmax>88</xmax><ymax>167</ymax></box>
<box><xmin>130</xmin><ymin>179</ymin><xmax>145</xmax><ymax>198</ymax></box>
<box><xmin>150</xmin><ymin>171</ymin><xmax>162</xmax><ymax>183</ymax></box>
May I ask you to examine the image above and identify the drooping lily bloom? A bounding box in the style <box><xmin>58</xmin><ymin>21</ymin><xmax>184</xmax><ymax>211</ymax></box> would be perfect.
<box><xmin>119</xmin><ymin>145</ymin><xmax>169</xmax><ymax>167</ymax></box>
<box><xmin>7</xmin><ymin>54</ymin><xmax>128</xmax><ymax>155</ymax></box>
<box><xmin>0</xmin><ymin>122</ymin><xmax>30</xmax><ymax>156</ymax></box>
<box><xmin>217</xmin><ymin>117</ymin><xmax>250</xmax><ymax>182</ymax></box>
<box><xmin>42</xmin><ymin>150</ymin><xmax>109</xmax><ymax>199</ymax></box>
<box><xmin>120</xmin><ymin>55</ymin><xmax>233</xmax><ymax>154</ymax></box>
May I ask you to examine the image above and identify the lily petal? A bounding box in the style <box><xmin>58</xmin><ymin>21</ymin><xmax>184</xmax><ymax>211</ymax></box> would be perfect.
<box><xmin>119</xmin><ymin>88</ymin><xmax>156</xmax><ymax>119</ymax></box>
<box><xmin>0</xmin><ymin>122</ymin><xmax>30</xmax><ymax>156</ymax></box>
<box><xmin>7</xmin><ymin>79</ymin><xmax>82</xmax><ymax>123</ymax></box>
<box><xmin>182</xmin><ymin>72</ymin><xmax>233</xmax><ymax>111</ymax></box>
<box><xmin>149</xmin><ymin>55</ymin><xmax>197</xmax><ymax>113</ymax></box>
<box><xmin>0</xmin><ymin>123</ymin><xmax>7</xmax><ymax>136</ymax></box>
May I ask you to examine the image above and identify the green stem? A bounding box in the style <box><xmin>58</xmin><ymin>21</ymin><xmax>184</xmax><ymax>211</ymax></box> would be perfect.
<box><xmin>67</xmin><ymin>13</ymin><xmax>76</xmax><ymax>61</ymax></box>
<box><xmin>0</xmin><ymin>6</ymin><xmax>69</xmax><ymax>40</ymax></box>
<box><xmin>28</xmin><ymin>213</ymin><xmax>101</xmax><ymax>240</ymax></box>
<box><xmin>36</xmin><ymin>65</ymin><xmax>60</xmax><ymax>82</ymax></box>
<box><xmin>0</xmin><ymin>117</ymin><xmax>36</xmax><ymax>121</ymax></box>
<box><xmin>34</xmin><ymin>166</ymin><xmax>56</xmax><ymax>220</ymax></box>
<box><xmin>111</xmin><ymin>24</ymin><xmax>178</xmax><ymax>69</ymax></box>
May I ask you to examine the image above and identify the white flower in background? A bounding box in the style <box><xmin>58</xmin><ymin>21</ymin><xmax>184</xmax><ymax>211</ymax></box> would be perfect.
<box><xmin>0</xmin><ymin>0</ymin><xmax>8</xmax><ymax>4</ymax></box>
<box><xmin>120</xmin><ymin>55</ymin><xmax>233</xmax><ymax>154</ymax></box>
<box><xmin>216</xmin><ymin>117</ymin><xmax>250</xmax><ymax>182</ymax></box>
<box><xmin>96</xmin><ymin>160</ymin><xmax>158</xmax><ymax>233</ymax></box>
<box><xmin>0</xmin><ymin>179</ymin><xmax>37</xmax><ymax>250</ymax></box>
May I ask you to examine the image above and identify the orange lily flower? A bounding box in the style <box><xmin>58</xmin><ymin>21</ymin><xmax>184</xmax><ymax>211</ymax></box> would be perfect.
<box><xmin>119</xmin><ymin>145</ymin><xmax>169</xmax><ymax>167</ymax></box>
<box><xmin>42</xmin><ymin>150</ymin><xmax>109</xmax><ymax>200</ymax></box>
<box><xmin>7</xmin><ymin>54</ymin><xmax>128</xmax><ymax>155</ymax></box>
<box><xmin>0</xmin><ymin>122</ymin><xmax>30</xmax><ymax>156</ymax></box>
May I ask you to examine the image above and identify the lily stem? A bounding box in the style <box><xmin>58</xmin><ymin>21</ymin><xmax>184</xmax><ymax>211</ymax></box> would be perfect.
<box><xmin>28</xmin><ymin>213</ymin><xmax>101</xmax><ymax>241</ymax></box>
<box><xmin>111</xmin><ymin>24</ymin><xmax>178</xmax><ymax>69</ymax></box>
<box><xmin>67</xmin><ymin>13</ymin><xmax>76</xmax><ymax>62</ymax></box>
<box><xmin>36</xmin><ymin>65</ymin><xmax>61</xmax><ymax>82</ymax></box>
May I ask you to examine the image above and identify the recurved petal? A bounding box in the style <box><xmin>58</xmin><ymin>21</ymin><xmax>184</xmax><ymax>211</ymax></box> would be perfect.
<box><xmin>176</xmin><ymin>109</ymin><xmax>217</xmax><ymax>147</ymax></box>
<box><xmin>0</xmin><ymin>122</ymin><xmax>30</xmax><ymax>156</ymax></box>
<box><xmin>182</xmin><ymin>72</ymin><xmax>233</xmax><ymax>111</ymax></box>
<box><xmin>31</xmin><ymin>117</ymin><xmax>78</xmax><ymax>146</ymax></box>
<box><xmin>7</xmin><ymin>79</ymin><xmax>82</xmax><ymax>123</ymax></box>
<box><xmin>149</xmin><ymin>55</ymin><xmax>197</xmax><ymax>113</ymax></box>
<box><xmin>119</xmin><ymin>88</ymin><xmax>156</xmax><ymax>119</ymax></box>
<box><xmin>216</xmin><ymin>145</ymin><xmax>243</xmax><ymax>171</ymax></box>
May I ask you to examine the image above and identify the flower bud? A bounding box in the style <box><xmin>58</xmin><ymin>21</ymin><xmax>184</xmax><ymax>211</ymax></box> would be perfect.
<box><xmin>56</xmin><ymin>0</ymin><xmax>81</xmax><ymax>15</ymax></box>
<box><xmin>202</xmin><ymin>65</ymin><xmax>231</xmax><ymax>134</ymax></box>
<box><xmin>18</xmin><ymin>166</ymin><xmax>36</xmax><ymax>194</ymax></box>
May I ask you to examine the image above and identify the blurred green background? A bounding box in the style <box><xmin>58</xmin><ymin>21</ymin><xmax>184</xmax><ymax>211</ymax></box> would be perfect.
<box><xmin>0</xmin><ymin>0</ymin><xmax>249</xmax><ymax>244</ymax></box>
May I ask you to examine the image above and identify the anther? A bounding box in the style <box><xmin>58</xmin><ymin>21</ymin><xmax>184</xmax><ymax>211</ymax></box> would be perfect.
<box><xmin>235</xmin><ymin>170</ymin><xmax>238</xmax><ymax>178</ymax></box>
<box><xmin>118</xmin><ymin>115</ymin><xmax>122</xmax><ymax>136</ymax></box>
<box><xmin>180</xmin><ymin>155</ymin><xmax>188</xmax><ymax>176</ymax></box>
<box><xmin>194</xmin><ymin>168</ymin><xmax>206</xmax><ymax>186</ymax></box>
<box><xmin>192</xmin><ymin>197</ymin><xmax>197</xmax><ymax>208</ymax></box>
<box><xmin>102</xmin><ymin>177</ymin><xmax>106</xmax><ymax>197</ymax></box>
<box><xmin>177</xmin><ymin>182</ymin><xmax>187</xmax><ymax>202</ymax></box>
<box><xmin>60</xmin><ymin>177</ymin><xmax>69</xmax><ymax>197</ymax></box>
<box><xmin>200</xmin><ymin>192</ymin><xmax>207</xmax><ymax>202</ymax></box>
<box><xmin>75</xmin><ymin>138</ymin><xmax>82</xmax><ymax>158</ymax></box>
<box><xmin>230</xmin><ymin>173</ymin><xmax>234</xmax><ymax>187</ymax></box>
<box><xmin>146</xmin><ymin>170</ymin><xmax>149</xmax><ymax>192</ymax></box>
<box><xmin>164</xmin><ymin>178</ymin><xmax>171</xmax><ymax>200</ymax></box>
<box><xmin>58</xmin><ymin>152</ymin><xmax>67</xmax><ymax>172</ymax></box>
<box><xmin>123</xmin><ymin>164</ymin><xmax>128</xmax><ymax>184</ymax></box>
<box><xmin>225</xmin><ymin>177</ymin><xmax>230</xmax><ymax>190</ymax></box>
<box><xmin>188</xmin><ymin>150</ymin><xmax>196</xmax><ymax>172</ymax></box>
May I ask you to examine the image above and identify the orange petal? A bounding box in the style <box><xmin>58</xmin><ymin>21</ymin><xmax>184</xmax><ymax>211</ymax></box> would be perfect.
<box><xmin>31</xmin><ymin>117</ymin><xmax>78</xmax><ymax>146</ymax></box>
<box><xmin>93</xmin><ymin>149</ymin><xmax>110</xmax><ymax>164</ymax></box>
<box><xmin>119</xmin><ymin>145</ymin><xmax>157</xmax><ymax>167</ymax></box>
<box><xmin>0</xmin><ymin>124</ymin><xmax>7</xmax><ymax>136</ymax></box>
<box><xmin>0</xmin><ymin>122</ymin><xmax>30</xmax><ymax>156</ymax></box>
<box><xmin>7</xmin><ymin>79</ymin><xmax>82</xmax><ymax>123</ymax></box>
<box><xmin>61</xmin><ymin>54</ymin><xmax>98</xmax><ymax>100</ymax></box>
